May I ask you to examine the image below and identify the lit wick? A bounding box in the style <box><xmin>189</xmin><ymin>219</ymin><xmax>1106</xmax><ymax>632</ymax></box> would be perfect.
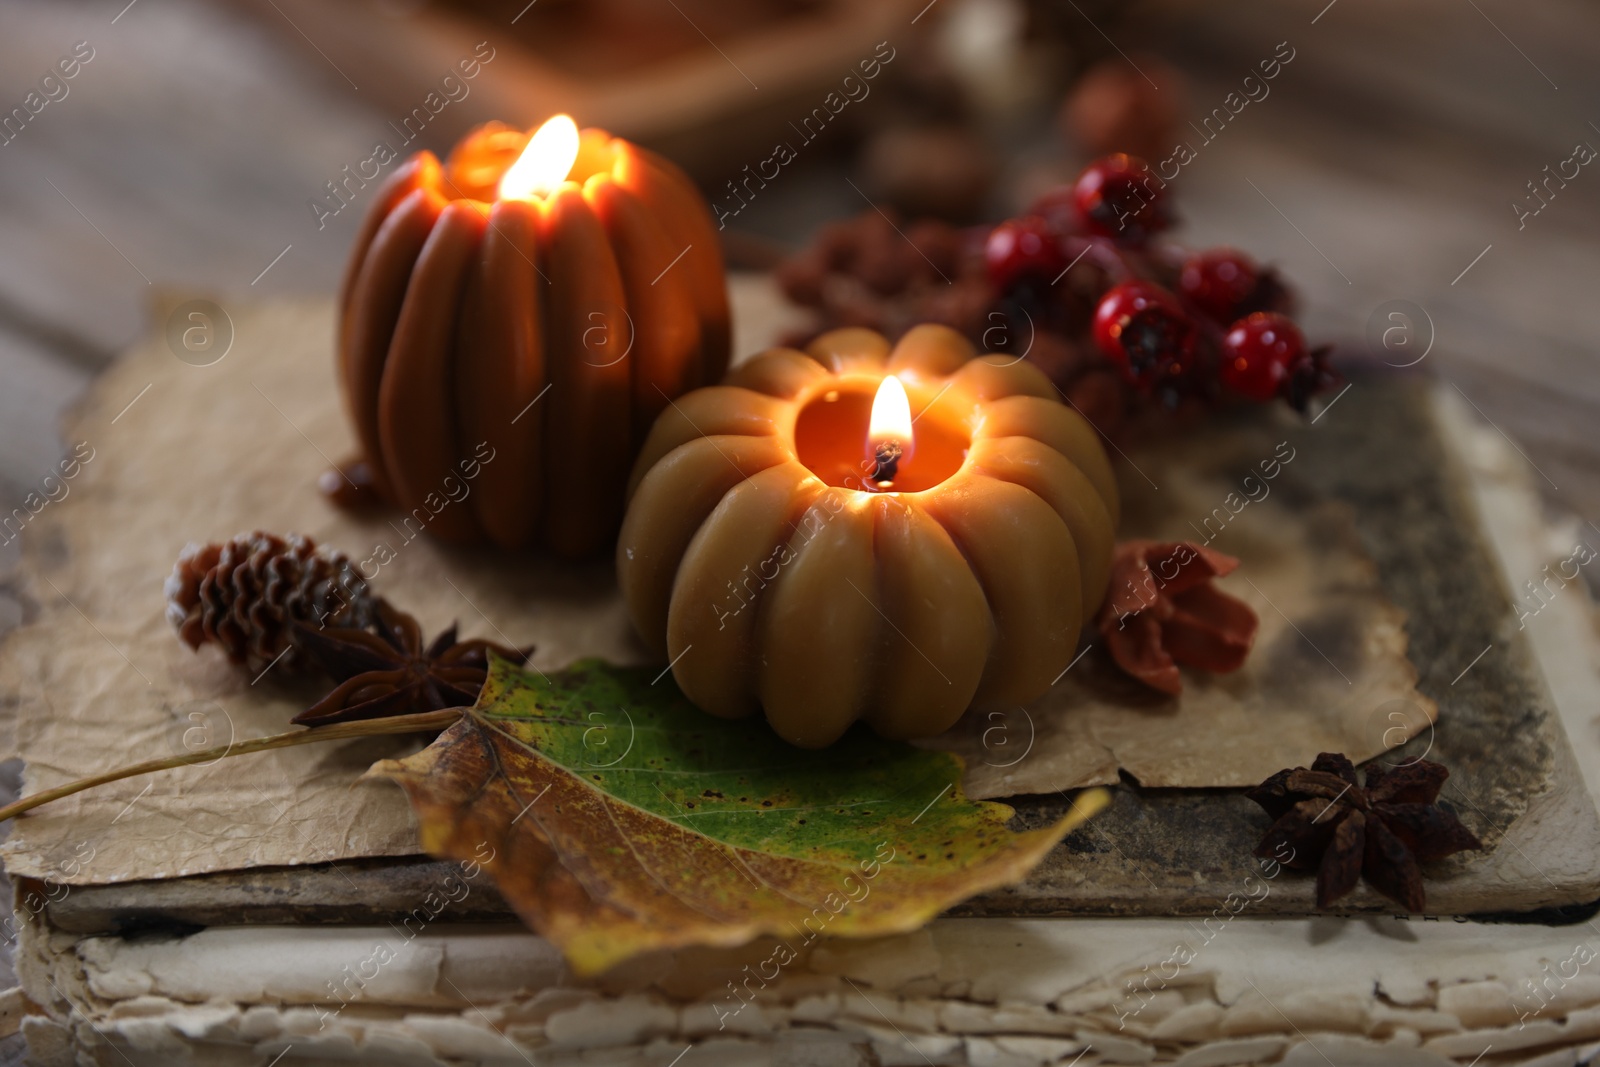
<box><xmin>869</xmin><ymin>441</ymin><xmax>903</xmax><ymax>487</ymax></box>
<box><xmin>866</xmin><ymin>374</ymin><xmax>914</xmax><ymax>492</ymax></box>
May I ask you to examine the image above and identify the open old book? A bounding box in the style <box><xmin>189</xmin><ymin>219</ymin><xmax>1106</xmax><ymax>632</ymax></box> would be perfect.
<box><xmin>4</xmin><ymin>279</ymin><xmax>1600</xmax><ymax>1063</ymax></box>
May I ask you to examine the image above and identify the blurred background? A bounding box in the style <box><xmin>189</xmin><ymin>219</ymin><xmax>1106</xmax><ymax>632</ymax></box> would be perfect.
<box><xmin>2</xmin><ymin>0</ymin><xmax>1598</xmax><ymax>536</ymax></box>
<box><xmin>0</xmin><ymin>0</ymin><xmax>1595</xmax><ymax>1058</ymax></box>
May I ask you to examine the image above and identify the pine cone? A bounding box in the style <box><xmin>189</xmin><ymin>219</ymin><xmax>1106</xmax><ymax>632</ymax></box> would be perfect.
<box><xmin>165</xmin><ymin>532</ymin><xmax>379</xmax><ymax>674</ymax></box>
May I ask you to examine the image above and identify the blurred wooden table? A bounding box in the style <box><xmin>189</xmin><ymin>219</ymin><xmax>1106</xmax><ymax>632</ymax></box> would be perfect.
<box><xmin>0</xmin><ymin>0</ymin><xmax>1596</xmax><ymax>842</ymax></box>
<box><xmin>1</xmin><ymin>0</ymin><xmax>1597</xmax><ymax>538</ymax></box>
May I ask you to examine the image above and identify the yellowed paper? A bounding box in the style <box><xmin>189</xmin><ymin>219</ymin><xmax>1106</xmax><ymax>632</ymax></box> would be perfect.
<box><xmin>0</xmin><ymin>280</ymin><xmax>1428</xmax><ymax>883</ymax></box>
<box><xmin>0</xmin><ymin>295</ymin><xmax>646</xmax><ymax>884</ymax></box>
<box><xmin>927</xmin><ymin>426</ymin><xmax>1435</xmax><ymax>797</ymax></box>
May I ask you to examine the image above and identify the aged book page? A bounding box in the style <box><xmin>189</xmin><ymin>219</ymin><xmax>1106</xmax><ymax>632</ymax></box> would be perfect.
<box><xmin>0</xmin><ymin>296</ymin><xmax>639</xmax><ymax>883</ymax></box>
<box><xmin>928</xmin><ymin>429</ymin><xmax>1434</xmax><ymax>797</ymax></box>
<box><xmin>0</xmin><ymin>278</ymin><xmax>1451</xmax><ymax>882</ymax></box>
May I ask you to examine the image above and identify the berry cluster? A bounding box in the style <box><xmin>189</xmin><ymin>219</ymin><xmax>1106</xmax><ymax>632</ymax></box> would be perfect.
<box><xmin>775</xmin><ymin>154</ymin><xmax>1336</xmax><ymax>438</ymax></box>
<box><xmin>984</xmin><ymin>154</ymin><xmax>1335</xmax><ymax>417</ymax></box>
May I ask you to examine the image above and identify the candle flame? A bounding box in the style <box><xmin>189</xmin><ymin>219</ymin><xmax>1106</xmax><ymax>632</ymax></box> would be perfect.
<box><xmin>869</xmin><ymin>374</ymin><xmax>914</xmax><ymax>452</ymax></box>
<box><xmin>498</xmin><ymin>114</ymin><xmax>580</xmax><ymax>200</ymax></box>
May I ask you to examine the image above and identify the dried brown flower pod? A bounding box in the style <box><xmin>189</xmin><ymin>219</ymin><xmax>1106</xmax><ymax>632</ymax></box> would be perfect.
<box><xmin>1061</xmin><ymin>54</ymin><xmax>1188</xmax><ymax>163</ymax></box>
<box><xmin>775</xmin><ymin>209</ymin><xmax>992</xmax><ymax>350</ymax></box>
<box><xmin>1095</xmin><ymin>540</ymin><xmax>1257</xmax><ymax>695</ymax></box>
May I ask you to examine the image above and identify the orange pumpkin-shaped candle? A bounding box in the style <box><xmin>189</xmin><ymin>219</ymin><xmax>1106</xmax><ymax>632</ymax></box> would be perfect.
<box><xmin>339</xmin><ymin>115</ymin><xmax>730</xmax><ymax>558</ymax></box>
<box><xmin>618</xmin><ymin>325</ymin><xmax>1119</xmax><ymax>748</ymax></box>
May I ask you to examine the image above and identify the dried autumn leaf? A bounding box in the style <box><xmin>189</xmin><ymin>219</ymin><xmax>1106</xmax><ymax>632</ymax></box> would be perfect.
<box><xmin>369</xmin><ymin>658</ymin><xmax>1106</xmax><ymax>975</ymax></box>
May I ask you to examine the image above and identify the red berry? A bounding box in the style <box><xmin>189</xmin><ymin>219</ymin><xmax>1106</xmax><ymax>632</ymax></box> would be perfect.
<box><xmin>1092</xmin><ymin>281</ymin><xmax>1197</xmax><ymax>392</ymax></box>
<box><xmin>985</xmin><ymin>216</ymin><xmax>1067</xmax><ymax>290</ymax></box>
<box><xmin>1092</xmin><ymin>280</ymin><xmax>1178</xmax><ymax>355</ymax></box>
<box><xmin>1179</xmin><ymin>249</ymin><xmax>1260</xmax><ymax>322</ymax></box>
<box><xmin>1073</xmin><ymin>154</ymin><xmax>1172</xmax><ymax>245</ymax></box>
<box><xmin>1221</xmin><ymin>312</ymin><xmax>1306</xmax><ymax>402</ymax></box>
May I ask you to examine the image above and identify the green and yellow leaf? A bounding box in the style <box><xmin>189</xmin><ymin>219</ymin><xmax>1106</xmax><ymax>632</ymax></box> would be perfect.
<box><xmin>369</xmin><ymin>658</ymin><xmax>1106</xmax><ymax>975</ymax></box>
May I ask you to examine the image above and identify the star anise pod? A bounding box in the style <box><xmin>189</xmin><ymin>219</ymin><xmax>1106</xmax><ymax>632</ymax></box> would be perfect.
<box><xmin>1247</xmin><ymin>752</ymin><xmax>1482</xmax><ymax>912</ymax></box>
<box><xmin>290</xmin><ymin>601</ymin><xmax>532</xmax><ymax>727</ymax></box>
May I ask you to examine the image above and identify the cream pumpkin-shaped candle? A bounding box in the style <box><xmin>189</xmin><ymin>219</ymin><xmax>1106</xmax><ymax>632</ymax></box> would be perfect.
<box><xmin>618</xmin><ymin>325</ymin><xmax>1119</xmax><ymax>748</ymax></box>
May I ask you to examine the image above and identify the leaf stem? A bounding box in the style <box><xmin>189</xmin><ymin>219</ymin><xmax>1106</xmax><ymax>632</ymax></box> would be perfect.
<box><xmin>0</xmin><ymin>708</ymin><xmax>464</xmax><ymax>824</ymax></box>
